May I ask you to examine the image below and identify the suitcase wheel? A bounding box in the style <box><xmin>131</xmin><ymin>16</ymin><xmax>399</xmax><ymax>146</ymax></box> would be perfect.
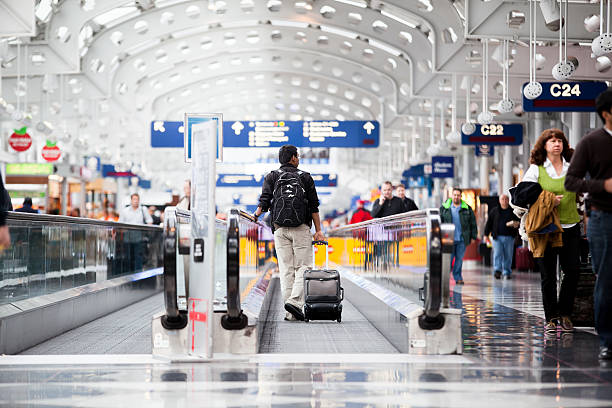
<box><xmin>304</xmin><ymin>318</ymin><xmax>309</xmax><ymax>322</ymax></box>
<box><xmin>337</xmin><ymin>316</ymin><xmax>341</xmax><ymax>323</ymax></box>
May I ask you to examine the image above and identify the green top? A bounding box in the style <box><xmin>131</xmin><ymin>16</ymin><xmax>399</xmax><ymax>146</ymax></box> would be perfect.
<box><xmin>538</xmin><ymin>166</ymin><xmax>580</xmax><ymax>225</ymax></box>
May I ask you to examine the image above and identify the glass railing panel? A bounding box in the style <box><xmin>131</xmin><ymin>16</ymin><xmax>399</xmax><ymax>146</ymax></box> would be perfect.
<box><xmin>0</xmin><ymin>213</ymin><xmax>163</xmax><ymax>306</ymax></box>
<box><xmin>326</xmin><ymin>211</ymin><xmax>433</xmax><ymax>304</ymax></box>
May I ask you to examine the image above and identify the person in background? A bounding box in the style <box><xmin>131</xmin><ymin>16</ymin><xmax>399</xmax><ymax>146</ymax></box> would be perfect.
<box><xmin>148</xmin><ymin>206</ymin><xmax>161</xmax><ymax>225</ymax></box>
<box><xmin>371</xmin><ymin>181</ymin><xmax>406</xmax><ymax>218</ymax></box>
<box><xmin>177</xmin><ymin>179</ymin><xmax>191</xmax><ymax>210</ymax></box>
<box><xmin>440</xmin><ymin>188</ymin><xmax>478</xmax><ymax>285</ymax></box>
<box><xmin>70</xmin><ymin>208</ymin><xmax>81</xmax><ymax>217</ymax></box>
<box><xmin>523</xmin><ymin>128</ymin><xmax>581</xmax><ymax>335</ymax></box>
<box><xmin>396</xmin><ymin>183</ymin><xmax>419</xmax><ymax>212</ymax></box>
<box><xmin>350</xmin><ymin>200</ymin><xmax>373</xmax><ymax>224</ymax></box>
<box><xmin>15</xmin><ymin>197</ymin><xmax>38</xmax><ymax>214</ymax></box>
<box><xmin>0</xmin><ymin>171</ymin><xmax>11</xmax><ymax>252</ymax></box>
<box><xmin>484</xmin><ymin>194</ymin><xmax>519</xmax><ymax>280</ymax></box>
<box><xmin>119</xmin><ymin>193</ymin><xmax>153</xmax><ymax>225</ymax></box>
<box><xmin>564</xmin><ymin>88</ymin><xmax>612</xmax><ymax>361</ymax></box>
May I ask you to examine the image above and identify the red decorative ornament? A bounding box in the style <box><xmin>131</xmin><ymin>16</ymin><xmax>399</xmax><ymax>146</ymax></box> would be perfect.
<box><xmin>8</xmin><ymin>127</ymin><xmax>32</xmax><ymax>152</ymax></box>
<box><xmin>41</xmin><ymin>140</ymin><xmax>61</xmax><ymax>162</ymax></box>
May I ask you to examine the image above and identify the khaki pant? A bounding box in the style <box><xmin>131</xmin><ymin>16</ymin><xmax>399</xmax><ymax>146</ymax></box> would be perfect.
<box><xmin>274</xmin><ymin>224</ymin><xmax>312</xmax><ymax>308</ymax></box>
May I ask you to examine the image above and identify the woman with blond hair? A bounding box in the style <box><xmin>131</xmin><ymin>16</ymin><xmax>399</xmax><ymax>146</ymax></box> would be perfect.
<box><xmin>522</xmin><ymin>128</ymin><xmax>581</xmax><ymax>335</ymax></box>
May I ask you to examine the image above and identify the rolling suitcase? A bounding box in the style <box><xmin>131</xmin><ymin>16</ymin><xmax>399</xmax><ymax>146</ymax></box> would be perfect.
<box><xmin>303</xmin><ymin>240</ymin><xmax>343</xmax><ymax>323</ymax></box>
<box><xmin>515</xmin><ymin>246</ymin><xmax>535</xmax><ymax>272</ymax></box>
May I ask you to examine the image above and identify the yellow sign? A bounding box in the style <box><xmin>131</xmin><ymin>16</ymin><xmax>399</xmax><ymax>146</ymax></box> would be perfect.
<box><xmin>6</xmin><ymin>163</ymin><xmax>53</xmax><ymax>176</ymax></box>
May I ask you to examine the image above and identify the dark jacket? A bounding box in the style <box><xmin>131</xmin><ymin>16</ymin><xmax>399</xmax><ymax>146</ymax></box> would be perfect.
<box><xmin>0</xmin><ymin>172</ymin><xmax>9</xmax><ymax>226</ymax></box>
<box><xmin>401</xmin><ymin>197</ymin><xmax>419</xmax><ymax>212</ymax></box>
<box><xmin>258</xmin><ymin>163</ymin><xmax>320</xmax><ymax>229</ymax></box>
<box><xmin>15</xmin><ymin>204</ymin><xmax>38</xmax><ymax>214</ymax></box>
<box><xmin>371</xmin><ymin>196</ymin><xmax>406</xmax><ymax>218</ymax></box>
<box><xmin>484</xmin><ymin>206</ymin><xmax>519</xmax><ymax>239</ymax></box>
<box><xmin>439</xmin><ymin>199</ymin><xmax>478</xmax><ymax>244</ymax></box>
<box><xmin>565</xmin><ymin>127</ymin><xmax>612</xmax><ymax>212</ymax></box>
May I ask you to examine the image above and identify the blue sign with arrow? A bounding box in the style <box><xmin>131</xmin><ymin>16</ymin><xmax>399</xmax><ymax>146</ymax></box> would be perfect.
<box><xmin>522</xmin><ymin>81</ymin><xmax>608</xmax><ymax>112</ymax></box>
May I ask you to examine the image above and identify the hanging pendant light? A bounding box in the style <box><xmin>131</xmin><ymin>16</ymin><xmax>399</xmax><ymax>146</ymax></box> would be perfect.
<box><xmin>552</xmin><ymin>0</ymin><xmax>575</xmax><ymax>80</ymax></box>
<box><xmin>498</xmin><ymin>39</ymin><xmax>515</xmax><ymax>113</ymax></box>
<box><xmin>461</xmin><ymin>76</ymin><xmax>476</xmax><ymax>135</ymax></box>
<box><xmin>478</xmin><ymin>39</ymin><xmax>494</xmax><ymax>124</ymax></box>
<box><xmin>592</xmin><ymin>0</ymin><xmax>612</xmax><ymax>56</ymax></box>
<box><xmin>524</xmin><ymin>0</ymin><xmax>543</xmax><ymax>100</ymax></box>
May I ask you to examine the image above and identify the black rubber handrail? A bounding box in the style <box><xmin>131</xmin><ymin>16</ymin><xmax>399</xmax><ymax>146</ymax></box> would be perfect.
<box><xmin>419</xmin><ymin>212</ymin><xmax>444</xmax><ymax>330</ymax></box>
<box><xmin>161</xmin><ymin>208</ymin><xmax>187</xmax><ymax>330</ymax></box>
<box><xmin>221</xmin><ymin>209</ymin><xmax>248</xmax><ymax>330</ymax></box>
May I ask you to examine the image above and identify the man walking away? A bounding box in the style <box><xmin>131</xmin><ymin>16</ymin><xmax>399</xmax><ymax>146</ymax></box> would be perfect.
<box><xmin>484</xmin><ymin>194</ymin><xmax>519</xmax><ymax>280</ymax></box>
<box><xmin>565</xmin><ymin>88</ymin><xmax>612</xmax><ymax>362</ymax></box>
<box><xmin>396</xmin><ymin>183</ymin><xmax>419</xmax><ymax>212</ymax></box>
<box><xmin>440</xmin><ymin>188</ymin><xmax>478</xmax><ymax>285</ymax></box>
<box><xmin>371</xmin><ymin>181</ymin><xmax>406</xmax><ymax>218</ymax></box>
<box><xmin>254</xmin><ymin>145</ymin><xmax>325</xmax><ymax>321</ymax></box>
<box><xmin>15</xmin><ymin>197</ymin><xmax>38</xmax><ymax>214</ymax></box>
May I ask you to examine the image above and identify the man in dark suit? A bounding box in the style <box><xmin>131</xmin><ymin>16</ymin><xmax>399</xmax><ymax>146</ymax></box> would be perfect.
<box><xmin>371</xmin><ymin>181</ymin><xmax>406</xmax><ymax>218</ymax></box>
<box><xmin>396</xmin><ymin>183</ymin><xmax>418</xmax><ymax>212</ymax></box>
<box><xmin>15</xmin><ymin>197</ymin><xmax>38</xmax><ymax>214</ymax></box>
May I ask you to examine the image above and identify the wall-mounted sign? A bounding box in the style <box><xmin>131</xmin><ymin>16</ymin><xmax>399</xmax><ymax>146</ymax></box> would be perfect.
<box><xmin>461</xmin><ymin>124</ymin><xmax>523</xmax><ymax>145</ymax></box>
<box><xmin>6</xmin><ymin>163</ymin><xmax>53</xmax><ymax>176</ymax></box>
<box><xmin>216</xmin><ymin>173</ymin><xmax>338</xmax><ymax>188</ymax></box>
<box><xmin>184</xmin><ymin>114</ymin><xmax>223</xmax><ymax>163</ymax></box>
<box><xmin>522</xmin><ymin>81</ymin><xmax>608</xmax><ymax>112</ymax></box>
<box><xmin>41</xmin><ymin>141</ymin><xmax>61</xmax><ymax>162</ymax></box>
<box><xmin>431</xmin><ymin>156</ymin><xmax>454</xmax><ymax>178</ymax></box>
<box><xmin>151</xmin><ymin>120</ymin><xmax>379</xmax><ymax>149</ymax></box>
<box><xmin>475</xmin><ymin>145</ymin><xmax>495</xmax><ymax>157</ymax></box>
<box><xmin>138</xmin><ymin>179</ymin><xmax>152</xmax><ymax>189</ymax></box>
<box><xmin>101</xmin><ymin>164</ymin><xmax>136</xmax><ymax>178</ymax></box>
<box><xmin>8</xmin><ymin>127</ymin><xmax>32</xmax><ymax>152</ymax></box>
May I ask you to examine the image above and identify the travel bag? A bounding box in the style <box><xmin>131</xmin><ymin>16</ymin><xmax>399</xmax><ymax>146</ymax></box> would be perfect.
<box><xmin>303</xmin><ymin>240</ymin><xmax>343</xmax><ymax>323</ymax></box>
<box><xmin>515</xmin><ymin>246</ymin><xmax>535</xmax><ymax>272</ymax></box>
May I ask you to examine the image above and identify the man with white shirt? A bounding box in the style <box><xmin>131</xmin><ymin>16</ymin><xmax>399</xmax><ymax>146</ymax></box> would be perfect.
<box><xmin>119</xmin><ymin>193</ymin><xmax>153</xmax><ymax>272</ymax></box>
<box><xmin>565</xmin><ymin>88</ymin><xmax>612</xmax><ymax>362</ymax></box>
<box><xmin>119</xmin><ymin>193</ymin><xmax>153</xmax><ymax>225</ymax></box>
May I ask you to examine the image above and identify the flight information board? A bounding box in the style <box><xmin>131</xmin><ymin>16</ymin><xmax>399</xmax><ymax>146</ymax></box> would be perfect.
<box><xmin>522</xmin><ymin>81</ymin><xmax>607</xmax><ymax>112</ymax></box>
<box><xmin>216</xmin><ymin>173</ymin><xmax>337</xmax><ymax>187</ymax></box>
<box><xmin>223</xmin><ymin>120</ymin><xmax>379</xmax><ymax>148</ymax></box>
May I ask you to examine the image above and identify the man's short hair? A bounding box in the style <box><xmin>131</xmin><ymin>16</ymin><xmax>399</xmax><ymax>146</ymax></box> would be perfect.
<box><xmin>397</xmin><ymin>183</ymin><xmax>405</xmax><ymax>189</ymax></box>
<box><xmin>596</xmin><ymin>88</ymin><xmax>612</xmax><ymax>123</ymax></box>
<box><xmin>23</xmin><ymin>197</ymin><xmax>33</xmax><ymax>206</ymax></box>
<box><xmin>382</xmin><ymin>180</ymin><xmax>393</xmax><ymax>187</ymax></box>
<box><xmin>279</xmin><ymin>145</ymin><xmax>298</xmax><ymax>164</ymax></box>
<box><xmin>131</xmin><ymin>193</ymin><xmax>139</xmax><ymax>199</ymax></box>
<box><xmin>452</xmin><ymin>187</ymin><xmax>462</xmax><ymax>194</ymax></box>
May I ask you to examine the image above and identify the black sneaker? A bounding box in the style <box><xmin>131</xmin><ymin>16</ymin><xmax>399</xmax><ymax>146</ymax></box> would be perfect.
<box><xmin>284</xmin><ymin>303</ymin><xmax>305</xmax><ymax>321</ymax></box>
<box><xmin>494</xmin><ymin>270</ymin><xmax>502</xmax><ymax>279</ymax></box>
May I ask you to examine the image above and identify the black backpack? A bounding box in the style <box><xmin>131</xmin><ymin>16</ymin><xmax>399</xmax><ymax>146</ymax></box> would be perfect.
<box><xmin>271</xmin><ymin>169</ymin><xmax>307</xmax><ymax>227</ymax></box>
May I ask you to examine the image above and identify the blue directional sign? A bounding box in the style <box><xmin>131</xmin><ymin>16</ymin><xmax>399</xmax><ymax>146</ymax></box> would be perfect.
<box><xmin>151</xmin><ymin>121</ymin><xmax>184</xmax><ymax>147</ymax></box>
<box><xmin>461</xmin><ymin>124</ymin><xmax>523</xmax><ymax>146</ymax></box>
<box><xmin>475</xmin><ymin>145</ymin><xmax>494</xmax><ymax>157</ymax></box>
<box><xmin>431</xmin><ymin>156</ymin><xmax>454</xmax><ymax>178</ymax></box>
<box><xmin>217</xmin><ymin>173</ymin><xmax>338</xmax><ymax>187</ymax></box>
<box><xmin>522</xmin><ymin>81</ymin><xmax>608</xmax><ymax>112</ymax></box>
<box><xmin>223</xmin><ymin>120</ymin><xmax>379</xmax><ymax>148</ymax></box>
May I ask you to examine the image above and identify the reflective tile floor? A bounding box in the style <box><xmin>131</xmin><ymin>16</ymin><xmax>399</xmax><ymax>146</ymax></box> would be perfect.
<box><xmin>1</xmin><ymin>266</ymin><xmax>610</xmax><ymax>407</ymax></box>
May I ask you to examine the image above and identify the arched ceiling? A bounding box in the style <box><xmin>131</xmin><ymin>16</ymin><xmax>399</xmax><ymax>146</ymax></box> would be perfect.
<box><xmin>0</xmin><ymin>0</ymin><xmax>609</xmax><ymax>190</ymax></box>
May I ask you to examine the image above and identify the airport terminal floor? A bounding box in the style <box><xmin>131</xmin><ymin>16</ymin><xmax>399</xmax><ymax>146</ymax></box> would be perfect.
<box><xmin>1</xmin><ymin>266</ymin><xmax>611</xmax><ymax>407</ymax></box>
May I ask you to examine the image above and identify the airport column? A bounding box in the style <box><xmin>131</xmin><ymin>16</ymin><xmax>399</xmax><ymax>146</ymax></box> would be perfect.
<box><xmin>480</xmin><ymin>156</ymin><xmax>490</xmax><ymax>195</ymax></box>
<box><xmin>462</xmin><ymin>146</ymin><xmax>472</xmax><ymax>188</ymax></box>
<box><xmin>570</xmin><ymin>112</ymin><xmax>583</xmax><ymax>148</ymax></box>
<box><xmin>502</xmin><ymin>146</ymin><xmax>513</xmax><ymax>194</ymax></box>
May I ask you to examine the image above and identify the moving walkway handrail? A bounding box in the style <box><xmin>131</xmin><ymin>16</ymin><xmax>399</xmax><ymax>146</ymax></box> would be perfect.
<box><xmin>7</xmin><ymin>211</ymin><xmax>163</xmax><ymax>230</ymax></box>
<box><xmin>327</xmin><ymin>209</ymin><xmax>453</xmax><ymax>329</ymax></box>
<box><xmin>221</xmin><ymin>209</ymin><xmax>259</xmax><ymax>330</ymax></box>
<box><xmin>161</xmin><ymin>207</ymin><xmax>188</xmax><ymax>329</ymax></box>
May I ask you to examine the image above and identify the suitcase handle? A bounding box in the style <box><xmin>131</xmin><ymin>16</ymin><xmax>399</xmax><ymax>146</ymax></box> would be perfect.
<box><xmin>312</xmin><ymin>240</ymin><xmax>329</xmax><ymax>270</ymax></box>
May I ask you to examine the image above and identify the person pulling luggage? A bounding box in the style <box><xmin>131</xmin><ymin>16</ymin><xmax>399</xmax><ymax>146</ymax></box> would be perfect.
<box><xmin>254</xmin><ymin>145</ymin><xmax>325</xmax><ymax>321</ymax></box>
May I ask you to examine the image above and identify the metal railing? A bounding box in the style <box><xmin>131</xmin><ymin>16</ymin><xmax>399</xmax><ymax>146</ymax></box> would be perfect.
<box><xmin>161</xmin><ymin>207</ymin><xmax>267</xmax><ymax>330</ymax></box>
<box><xmin>326</xmin><ymin>209</ymin><xmax>453</xmax><ymax>329</ymax></box>
<box><xmin>1</xmin><ymin>212</ymin><xmax>163</xmax><ymax>306</ymax></box>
